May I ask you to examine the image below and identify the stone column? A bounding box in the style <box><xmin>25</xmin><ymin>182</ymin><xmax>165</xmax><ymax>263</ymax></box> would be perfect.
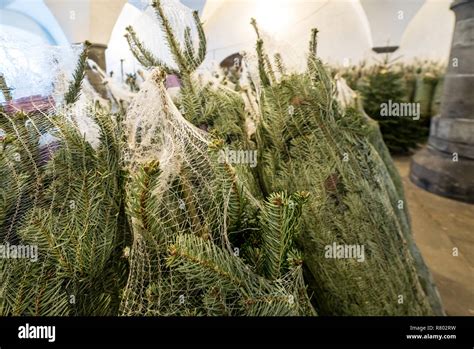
<box><xmin>85</xmin><ymin>43</ymin><xmax>108</xmax><ymax>99</ymax></box>
<box><xmin>410</xmin><ymin>0</ymin><xmax>474</xmax><ymax>203</ymax></box>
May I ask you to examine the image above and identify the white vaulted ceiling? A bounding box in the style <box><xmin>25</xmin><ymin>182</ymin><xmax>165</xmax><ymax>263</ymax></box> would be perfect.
<box><xmin>1</xmin><ymin>0</ymin><xmax>456</xmax><ymax>76</ymax></box>
<box><xmin>201</xmin><ymin>0</ymin><xmax>455</xmax><ymax>68</ymax></box>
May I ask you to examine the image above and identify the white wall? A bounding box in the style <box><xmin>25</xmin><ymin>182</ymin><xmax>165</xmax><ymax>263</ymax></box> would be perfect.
<box><xmin>398</xmin><ymin>0</ymin><xmax>454</xmax><ymax>61</ymax></box>
<box><xmin>202</xmin><ymin>0</ymin><xmax>454</xmax><ymax>68</ymax></box>
<box><xmin>44</xmin><ymin>0</ymin><xmax>127</xmax><ymax>44</ymax></box>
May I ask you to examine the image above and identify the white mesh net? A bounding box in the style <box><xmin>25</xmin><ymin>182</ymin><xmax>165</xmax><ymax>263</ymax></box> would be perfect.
<box><xmin>0</xmin><ymin>33</ymin><xmax>82</xmax><ymax>104</ymax></box>
<box><xmin>120</xmin><ymin>68</ymin><xmax>315</xmax><ymax>316</ymax></box>
<box><xmin>130</xmin><ymin>0</ymin><xmax>199</xmax><ymax>72</ymax></box>
<box><xmin>121</xmin><ymin>68</ymin><xmax>232</xmax><ymax>314</ymax></box>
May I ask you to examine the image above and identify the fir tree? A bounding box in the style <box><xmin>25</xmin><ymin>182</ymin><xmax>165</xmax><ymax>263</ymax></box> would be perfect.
<box><xmin>358</xmin><ymin>64</ymin><xmax>427</xmax><ymax>154</ymax></box>
<box><xmin>120</xmin><ymin>2</ymin><xmax>315</xmax><ymax>316</ymax></box>
<box><xmin>0</xmin><ymin>3</ymin><xmax>444</xmax><ymax>317</ymax></box>
<box><xmin>0</xmin><ymin>101</ymin><xmax>128</xmax><ymax>315</ymax></box>
<box><xmin>250</xmin><ymin>20</ymin><xmax>443</xmax><ymax>315</ymax></box>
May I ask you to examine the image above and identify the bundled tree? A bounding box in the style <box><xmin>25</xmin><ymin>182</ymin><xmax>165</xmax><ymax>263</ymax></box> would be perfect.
<box><xmin>250</xmin><ymin>21</ymin><xmax>443</xmax><ymax>315</ymax></box>
<box><xmin>358</xmin><ymin>64</ymin><xmax>427</xmax><ymax>154</ymax></box>
<box><xmin>124</xmin><ymin>0</ymin><xmax>315</xmax><ymax>315</ymax></box>
<box><xmin>0</xmin><ymin>45</ymin><xmax>129</xmax><ymax>315</ymax></box>
<box><xmin>339</xmin><ymin>59</ymin><xmax>444</xmax><ymax>154</ymax></box>
<box><xmin>121</xmin><ymin>69</ymin><xmax>314</xmax><ymax>315</ymax></box>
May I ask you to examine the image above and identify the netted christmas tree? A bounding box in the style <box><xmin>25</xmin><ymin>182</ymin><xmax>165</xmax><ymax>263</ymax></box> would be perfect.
<box><xmin>358</xmin><ymin>63</ymin><xmax>426</xmax><ymax>154</ymax></box>
<box><xmin>248</xmin><ymin>21</ymin><xmax>443</xmax><ymax>315</ymax></box>
<box><xmin>0</xmin><ymin>44</ymin><xmax>129</xmax><ymax>315</ymax></box>
<box><xmin>338</xmin><ymin>59</ymin><xmax>444</xmax><ymax>154</ymax></box>
<box><xmin>120</xmin><ymin>68</ymin><xmax>314</xmax><ymax>315</ymax></box>
<box><xmin>120</xmin><ymin>0</ymin><xmax>315</xmax><ymax>316</ymax></box>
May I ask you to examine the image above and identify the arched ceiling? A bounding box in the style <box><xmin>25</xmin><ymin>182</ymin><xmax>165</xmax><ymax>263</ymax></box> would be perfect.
<box><xmin>359</xmin><ymin>0</ymin><xmax>426</xmax><ymax>51</ymax></box>
<box><xmin>1</xmin><ymin>0</ymin><xmax>455</xmax><ymax>73</ymax></box>
<box><xmin>201</xmin><ymin>0</ymin><xmax>454</xmax><ymax>65</ymax></box>
<box><xmin>0</xmin><ymin>0</ymin><xmax>68</xmax><ymax>45</ymax></box>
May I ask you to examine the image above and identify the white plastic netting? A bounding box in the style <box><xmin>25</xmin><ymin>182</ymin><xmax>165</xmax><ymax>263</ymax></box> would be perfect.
<box><xmin>0</xmin><ymin>32</ymin><xmax>82</xmax><ymax>104</ymax></box>
<box><xmin>0</xmin><ymin>34</ymin><xmax>107</xmax><ymax>145</ymax></box>
<box><xmin>130</xmin><ymin>0</ymin><xmax>199</xmax><ymax>71</ymax></box>
<box><xmin>120</xmin><ymin>68</ymin><xmax>235</xmax><ymax>315</ymax></box>
<box><xmin>0</xmin><ymin>35</ymin><xmax>129</xmax><ymax>315</ymax></box>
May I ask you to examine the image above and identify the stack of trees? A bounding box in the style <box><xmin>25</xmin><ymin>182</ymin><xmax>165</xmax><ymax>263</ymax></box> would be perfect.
<box><xmin>0</xmin><ymin>0</ymin><xmax>443</xmax><ymax>316</ymax></box>
<box><xmin>338</xmin><ymin>60</ymin><xmax>444</xmax><ymax>154</ymax></box>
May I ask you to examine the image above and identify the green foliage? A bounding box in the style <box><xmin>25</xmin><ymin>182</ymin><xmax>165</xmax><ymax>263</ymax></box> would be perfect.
<box><xmin>0</xmin><ymin>5</ymin><xmax>444</xmax><ymax>318</ymax></box>
<box><xmin>260</xmin><ymin>191</ymin><xmax>308</xmax><ymax>279</ymax></box>
<box><xmin>125</xmin><ymin>26</ymin><xmax>176</xmax><ymax>72</ymax></box>
<box><xmin>64</xmin><ymin>41</ymin><xmax>91</xmax><ymax>105</ymax></box>
<box><xmin>125</xmin><ymin>0</ymin><xmax>206</xmax><ymax>81</ymax></box>
<box><xmin>0</xmin><ymin>74</ymin><xmax>12</xmax><ymax>102</ymax></box>
<box><xmin>338</xmin><ymin>60</ymin><xmax>445</xmax><ymax>154</ymax></box>
<box><xmin>118</xmin><ymin>69</ymin><xmax>315</xmax><ymax>315</ymax></box>
<box><xmin>309</xmin><ymin>28</ymin><xmax>319</xmax><ymax>57</ymax></box>
<box><xmin>0</xmin><ymin>105</ymin><xmax>128</xmax><ymax>315</ymax></box>
<box><xmin>358</xmin><ymin>66</ymin><xmax>427</xmax><ymax>153</ymax></box>
<box><xmin>166</xmin><ymin>228</ymin><xmax>314</xmax><ymax>316</ymax></box>
<box><xmin>251</xmin><ymin>19</ymin><xmax>275</xmax><ymax>88</ymax></box>
<box><xmin>251</xmin><ymin>28</ymin><xmax>439</xmax><ymax>315</ymax></box>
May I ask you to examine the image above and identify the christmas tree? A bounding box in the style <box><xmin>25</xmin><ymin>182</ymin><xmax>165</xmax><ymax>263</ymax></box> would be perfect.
<box><xmin>1</xmin><ymin>0</ymin><xmax>316</xmax><ymax>316</ymax></box>
<box><xmin>0</xmin><ymin>45</ymin><xmax>128</xmax><ymax>315</ymax></box>
<box><xmin>339</xmin><ymin>60</ymin><xmax>444</xmax><ymax>154</ymax></box>
<box><xmin>250</xmin><ymin>21</ymin><xmax>443</xmax><ymax>315</ymax></box>
<box><xmin>358</xmin><ymin>63</ymin><xmax>427</xmax><ymax>154</ymax></box>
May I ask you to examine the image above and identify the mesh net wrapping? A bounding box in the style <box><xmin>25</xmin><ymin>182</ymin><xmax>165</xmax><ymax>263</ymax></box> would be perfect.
<box><xmin>120</xmin><ymin>69</ymin><xmax>315</xmax><ymax>316</ymax></box>
<box><xmin>242</xmin><ymin>30</ymin><xmax>442</xmax><ymax>314</ymax></box>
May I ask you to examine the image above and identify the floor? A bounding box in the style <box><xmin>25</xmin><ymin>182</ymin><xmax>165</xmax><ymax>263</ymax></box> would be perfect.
<box><xmin>394</xmin><ymin>156</ymin><xmax>474</xmax><ymax>316</ymax></box>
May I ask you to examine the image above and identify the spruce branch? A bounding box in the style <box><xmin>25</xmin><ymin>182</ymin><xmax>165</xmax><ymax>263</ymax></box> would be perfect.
<box><xmin>264</xmin><ymin>54</ymin><xmax>277</xmax><ymax>85</ymax></box>
<box><xmin>274</xmin><ymin>53</ymin><xmax>286</xmax><ymax>76</ymax></box>
<box><xmin>250</xmin><ymin>18</ymin><xmax>261</xmax><ymax>40</ymax></box>
<box><xmin>309</xmin><ymin>28</ymin><xmax>319</xmax><ymax>58</ymax></box>
<box><xmin>151</xmin><ymin>1</ymin><xmax>206</xmax><ymax>77</ymax></box>
<box><xmin>152</xmin><ymin>0</ymin><xmax>190</xmax><ymax>75</ymax></box>
<box><xmin>64</xmin><ymin>41</ymin><xmax>91</xmax><ymax>105</ymax></box>
<box><xmin>256</xmin><ymin>39</ymin><xmax>271</xmax><ymax>87</ymax></box>
<box><xmin>260</xmin><ymin>192</ymin><xmax>308</xmax><ymax>279</ymax></box>
<box><xmin>193</xmin><ymin>10</ymin><xmax>207</xmax><ymax>66</ymax></box>
<box><xmin>166</xmin><ymin>234</ymin><xmax>299</xmax><ymax>315</ymax></box>
<box><xmin>0</xmin><ymin>73</ymin><xmax>12</xmax><ymax>102</ymax></box>
<box><xmin>125</xmin><ymin>26</ymin><xmax>178</xmax><ymax>73</ymax></box>
<box><xmin>167</xmin><ymin>234</ymin><xmax>247</xmax><ymax>290</ymax></box>
<box><xmin>251</xmin><ymin>18</ymin><xmax>275</xmax><ymax>87</ymax></box>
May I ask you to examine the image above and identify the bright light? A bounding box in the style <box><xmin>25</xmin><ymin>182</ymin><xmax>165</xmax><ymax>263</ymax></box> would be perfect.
<box><xmin>254</xmin><ymin>0</ymin><xmax>295</xmax><ymax>35</ymax></box>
